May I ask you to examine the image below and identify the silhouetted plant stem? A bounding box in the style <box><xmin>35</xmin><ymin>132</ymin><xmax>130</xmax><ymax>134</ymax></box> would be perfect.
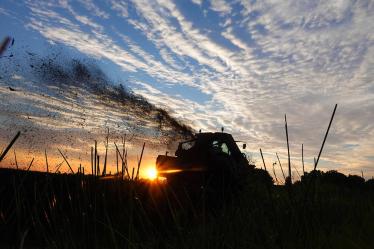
<box><xmin>122</xmin><ymin>135</ymin><xmax>126</xmax><ymax>180</ymax></box>
<box><xmin>124</xmin><ymin>150</ymin><xmax>128</xmax><ymax>178</ymax></box>
<box><xmin>114</xmin><ymin>142</ymin><xmax>130</xmax><ymax>178</ymax></box>
<box><xmin>302</xmin><ymin>144</ymin><xmax>305</xmax><ymax>176</ymax></box>
<box><xmin>97</xmin><ymin>155</ymin><xmax>100</xmax><ymax>176</ymax></box>
<box><xmin>136</xmin><ymin>142</ymin><xmax>145</xmax><ymax>180</ymax></box>
<box><xmin>103</xmin><ymin>128</ymin><xmax>109</xmax><ymax>176</ymax></box>
<box><xmin>276</xmin><ymin>152</ymin><xmax>286</xmax><ymax>183</ymax></box>
<box><xmin>0</xmin><ymin>131</ymin><xmax>21</xmax><ymax>162</ymax></box>
<box><xmin>94</xmin><ymin>141</ymin><xmax>97</xmax><ymax>176</ymax></box>
<box><xmin>116</xmin><ymin>148</ymin><xmax>119</xmax><ymax>175</ymax></box>
<box><xmin>14</xmin><ymin>149</ymin><xmax>18</xmax><ymax>170</ymax></box>
<box><xmin>44</xmin><ymin>149</ymin><xmax>49</xmax><ymax>173</ymax></box>
<box><xmin>293</xmin><ymin>164</ymin><xmax>301</xmax><ymax>180</ymax></box>
<box><xmin>272</xmin><ymin>162</ymin><xmax>279</xmax><ymax>185</ymax></box>
<box><xmin>259</xmin><ymin>148</ymin><xmax>267</xmax><ymax>171</ymax></box>
<box><xmin>285</xmin><ymin>114</ymin><xmax>292</xmax><ymax>185</ymax></box>
<box><xmin>26</xmin><ymin>158</ymin><xmax>34</xmax><ymax>171</ymax></box>
<box><xmin>91</xmin><ymin>147</ymin><xmax>94</xmax><ymax>175</ymax></box>
<box><xmin>57</xmin><ymin>149</ymin><xmax>74</xmax><ymax>174</ymax></box>
<box><xmin>314</xmin><ymin>104</ymin><xmax>337</xmax><ymax>170</ymax></box>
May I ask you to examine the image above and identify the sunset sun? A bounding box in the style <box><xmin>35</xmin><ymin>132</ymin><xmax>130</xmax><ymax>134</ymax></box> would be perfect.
<box><xmin>145</xmin><ymin>167</ymin><xmax>158</xmax><ymax>180</ymax></box>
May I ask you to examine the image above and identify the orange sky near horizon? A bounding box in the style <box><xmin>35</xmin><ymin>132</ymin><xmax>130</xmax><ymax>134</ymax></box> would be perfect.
<box><xmin>0</xmin><ymin>137</ymin><xmax>162</xmax><ymax>179</ymax></box>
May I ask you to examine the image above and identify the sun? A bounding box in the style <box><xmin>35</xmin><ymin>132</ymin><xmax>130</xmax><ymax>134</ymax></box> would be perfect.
<box><xmin>145</xmin><ymin>167</ymin><xmax>158</xmax><ymax>180</ymax></box>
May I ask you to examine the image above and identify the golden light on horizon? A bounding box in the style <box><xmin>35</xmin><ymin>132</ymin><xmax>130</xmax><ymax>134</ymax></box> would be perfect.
<box><xmin>145</xmin><ymin>167</ymin><xmax>158</xmax><ymax>180</ymax></box>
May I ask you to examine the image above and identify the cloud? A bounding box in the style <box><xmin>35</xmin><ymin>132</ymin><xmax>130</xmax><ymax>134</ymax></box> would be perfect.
<box><xmin>78</xmin><ymin>0</ymin><xmax>110</xmax><ymax>19</ymax></box>
<box><xmin>209</xmin><ymin>0</ymin><xmax>231</xmax><ymax>14</ymax></box>
<box><xmin>108</xmin><ymin>0</ymin><xmax>128</xmax><ymax>17</ymax></box>
<box><xmin>0</xmin><ymin>7</ymin><xmax>9</xmax><ymax>15</ymax></box>
<box><xmin>221</xmin><ymin>27</ymin><xmax>249</xmax><ymax>51</ymax></box>
<box><xmin>191</xmin><ymin>0</ymin><xmax>202</xmax><ymax>5</ymax></box>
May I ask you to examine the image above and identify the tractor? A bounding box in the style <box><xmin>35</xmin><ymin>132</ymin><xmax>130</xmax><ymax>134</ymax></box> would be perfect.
<box><xmin>156</xmin><ymin>132</ymin><xmax>254</xmax><ymax>195</ymax></box>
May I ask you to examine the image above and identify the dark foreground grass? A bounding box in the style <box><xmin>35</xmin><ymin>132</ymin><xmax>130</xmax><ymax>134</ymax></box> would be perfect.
<box><xmin>0</xmin><ymin>168</ymin><xmax>373</xmax><ymax>249</ymax></box>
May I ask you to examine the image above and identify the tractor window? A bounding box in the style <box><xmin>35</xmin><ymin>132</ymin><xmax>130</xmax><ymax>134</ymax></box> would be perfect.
<box><xmin>221</xmin><ymin>143</ymin><xmax>231</xmax><ymax>155</ymax></box>
<box><xmin>212</xmin><ymin>141</ymin><xmax>231</xmax><ymax>156</ymax></box>
<box><xmin>212</xmin><ymin>140</ymin><xmax>219</xmax><ymax>147</ymax></box>
<box><xmin>212</xmin><ymin>141</ymin><xmax>220</xmax><ymax>153</ymax></box>
<box><xmin>181</xmin><ymin>140</ymin><xmax>196</xmax><ymax>151</ymax></box>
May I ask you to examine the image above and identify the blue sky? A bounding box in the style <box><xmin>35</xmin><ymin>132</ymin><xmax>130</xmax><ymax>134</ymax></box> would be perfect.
<box><xmin>0</xmin><ymin>0</ymin><xmax>373</xmax><ymax>178</ymax></box>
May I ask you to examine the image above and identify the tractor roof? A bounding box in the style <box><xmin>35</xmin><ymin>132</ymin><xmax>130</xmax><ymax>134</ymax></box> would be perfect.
<box><xmin>193</xmin><ymin>132</ymin><xmax>235</xmax><ymax>141</ymax></box>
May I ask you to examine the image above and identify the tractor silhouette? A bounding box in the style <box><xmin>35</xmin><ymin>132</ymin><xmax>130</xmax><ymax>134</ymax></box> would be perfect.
<box><xmin>156</xmin><ymin>132</ymin><xmax>254</xmax><ymax>194</ymax></box>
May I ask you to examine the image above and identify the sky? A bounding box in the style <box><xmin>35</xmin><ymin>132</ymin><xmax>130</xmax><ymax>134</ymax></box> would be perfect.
<box><xmin>0</xmin><ymin>0</ymin><xmax>373</xmax><ymax>179</ymax></box>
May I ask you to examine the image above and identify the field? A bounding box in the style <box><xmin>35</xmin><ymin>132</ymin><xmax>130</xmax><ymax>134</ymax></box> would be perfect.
<box><xmin>0</xmin><ymin>167</ymin><xmax>373</xmax><ymax>249</ymax></box>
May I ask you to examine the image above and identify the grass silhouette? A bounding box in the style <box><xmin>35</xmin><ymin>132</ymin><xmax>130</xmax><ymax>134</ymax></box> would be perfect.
<box><xmin>0</xmin><ymin>164</ymin><xmax>373</xmax><ymax>249</ymax></box>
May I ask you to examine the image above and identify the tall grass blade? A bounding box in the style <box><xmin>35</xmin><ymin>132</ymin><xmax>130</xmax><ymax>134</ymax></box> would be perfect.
<box><xmin>114</xmin><ymin>142</ymin><xmax>130</xmax><ymax>178</ymax></box>
<box><xmin>94</xmin><ymin>140</ymin><xmax>97</xmax><ymax>176</ymax></box>
<box><xmin>44</xmin><ymin>149</ymin><xmax>49</xmax><ymax>173</ymax></box>
<box><xmin>285</xmin><ymin>114</ymin><xmax>291</xmax><ymax>185</ymax></box>
<box><xmin>302</xmin><ymin>144</ymin><xmax>305</xmax><ymax>176</ymax></box>
<box><xmin>0</xmin><ymin>131</ymin><xmax>21</xmax><ymax>162</ymax></box>
<box><xmin>103</xmin><ymin>128</ymin><xmax>109</xmax><ymax>176</ymax></box>
<box><xmin>57</xmin><ymin>149</ymin><xmax>74</xmax><ymax>174</ymax></box>
<box><xmin>136</xmin><ymin>142</ymin><xmax>145</xmax><ymax>180</ymax></box>
<box><xmin>314</xmin><ymin>104</ymin><xmax>337</xmax><ymax>170</ymax></box>
<box><xmin>259</xmin><ymin>148</ymin><xmax>267</xmax><ymax>171</ymax></box>
<box><xmin>91</xmin><ymin>147</ymin><xmax>93</xmax><ymax>175</ymax></box>
<box><xmin>116</xmin><ymin>148</ymin><xmax>119</xmax><ymax>175</ymax></box>
<box><xmin>97</xmin><ymin>155</ymin><xmax>100</xmax><ymax>176</ymax></box>
<box><xmin>14</xmin><ymin>149</ymin><xmax>18</xmax><ymax>170</ymax></box>
<box><xmin>276</xmin><ymin>153</ymin><xmax>286</xmax><ymax>183</ymax></box>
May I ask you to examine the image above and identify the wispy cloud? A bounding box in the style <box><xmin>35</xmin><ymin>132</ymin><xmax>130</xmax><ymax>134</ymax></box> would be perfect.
<box><xmin>108</xmin><ymin>0</ymin><xmax>128</xmax><ymax>17</ymax></box>
<box><xmin>191</xmin><ymin>0</ymin><xmax>202</xmax><ymax>6</ymax></box>
<box><xmin>209</xmin><ymin>0</ymin><xmax>231</xmax><ymax>14</ymax></box>
<box><xmin>78</xmin><ymin>0</ymin><xmax>110</xmax><ymax>19</ymax></box>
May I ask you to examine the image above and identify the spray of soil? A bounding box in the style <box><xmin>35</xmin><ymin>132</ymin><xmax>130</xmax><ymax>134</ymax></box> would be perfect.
<box><xmin>0</xmin><ymin>46</ymin><xmax>193</xmax><ymax>172</ymax></box>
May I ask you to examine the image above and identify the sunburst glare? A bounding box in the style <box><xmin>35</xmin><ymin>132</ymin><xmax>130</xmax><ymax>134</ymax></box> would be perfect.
<box><xmin>145</xmin><ymin>167</ymin><xmax>158</xmax><ymax>180</ymax></box>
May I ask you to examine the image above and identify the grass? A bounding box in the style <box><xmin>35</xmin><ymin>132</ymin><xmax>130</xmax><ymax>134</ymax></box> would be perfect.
<box><xmin>0</xmin><ymin>167</ymin><xmax>373</xmax><ymax>249</ymax></box>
